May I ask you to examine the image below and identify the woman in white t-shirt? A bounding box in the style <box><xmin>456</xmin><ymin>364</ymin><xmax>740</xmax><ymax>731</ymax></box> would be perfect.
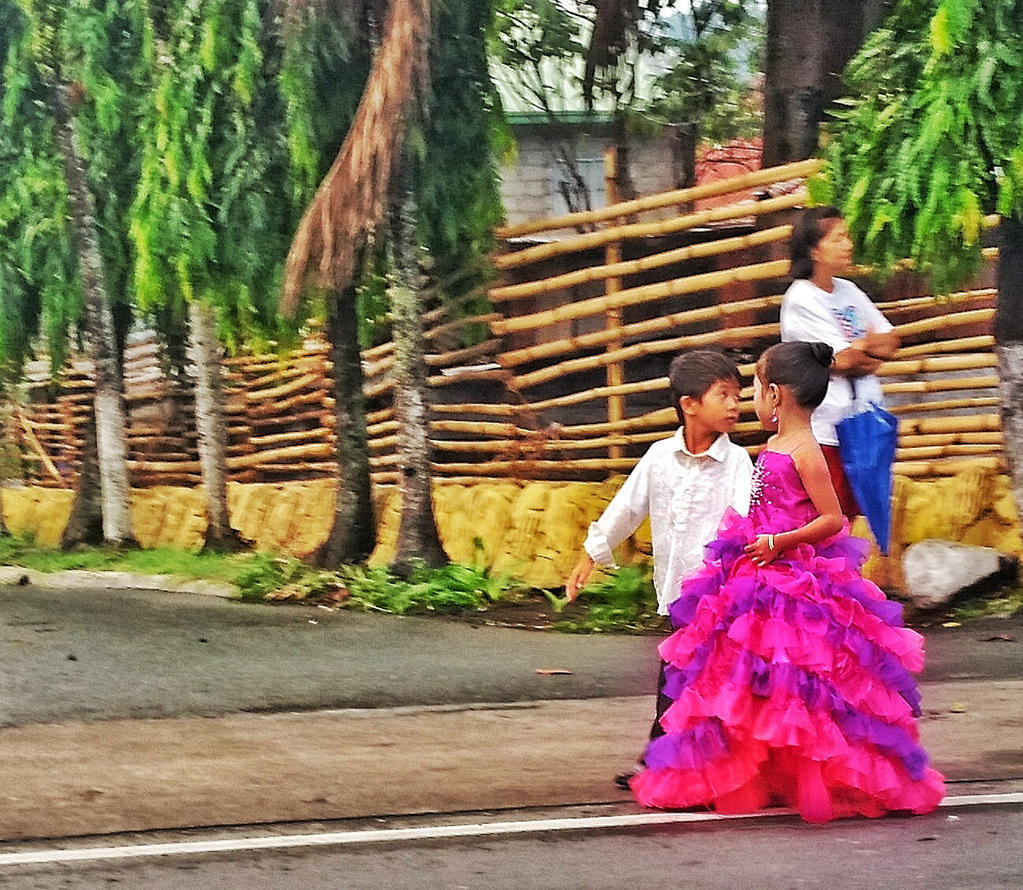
<box><xmin>780</xmin><ymin>206</ymin><xmax>899</xmax><ymax>517</ymax></box>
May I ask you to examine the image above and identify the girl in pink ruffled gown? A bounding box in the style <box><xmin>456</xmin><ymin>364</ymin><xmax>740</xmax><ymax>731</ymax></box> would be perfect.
<box><xmin>630</xmin><ymin>341</ymin><xmax>945</xmax><ymax>822</ymax></box>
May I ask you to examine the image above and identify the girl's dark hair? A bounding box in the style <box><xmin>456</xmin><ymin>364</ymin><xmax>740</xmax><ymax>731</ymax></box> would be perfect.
<box><xmin>758</xmin><ymin>341</ymin><xmax>834</xmax><ymax>410</ymax></box>
<box><xmin>790</xmin><ymin>206</ymin><xmax>844</xmax><ymax>279</ymax></box>
<box><xmin>668</xmin><ymin>349</ymin><xmax>742</xmax><ymax>423</ymax></box>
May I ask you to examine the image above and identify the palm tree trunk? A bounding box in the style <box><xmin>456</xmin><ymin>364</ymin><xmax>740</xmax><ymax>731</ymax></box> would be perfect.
<box><xmin>389</xmin><ymin>155</ymin><xmax>447</xmax><ymax>575</ymax></box>
<box><xmin>996</xmin><ymin>216</ymin><xmax>1023</xmax><ymax>559</ymax></box>
<box><xmin>187</xmin><ymin>299</ymin><xmax>243</xmax><ymax>551</ymax></box>
<box><xmin>52</xmin><ymin>82</ymin><xmax>135</xmax><ymax>547</ymax></box>
<box><xmin>310</xmin><ymin>284</ymin><xmax>376</xmax><ymax>566</ymax></box>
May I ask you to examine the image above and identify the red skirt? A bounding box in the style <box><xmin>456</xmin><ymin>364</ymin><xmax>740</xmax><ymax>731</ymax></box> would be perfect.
<box><xmin>821</xmin><ymin>444</ymin><xmax>861</xmax><ymax>519</ymax></box>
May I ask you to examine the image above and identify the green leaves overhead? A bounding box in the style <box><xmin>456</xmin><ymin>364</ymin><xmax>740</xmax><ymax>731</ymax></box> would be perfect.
<box><xmin>823</xmin><ymin>0</ymin><xmax>1023</xmax><ymax>292</ymax></box>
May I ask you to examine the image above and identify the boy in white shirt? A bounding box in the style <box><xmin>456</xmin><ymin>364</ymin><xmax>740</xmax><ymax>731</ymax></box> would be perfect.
<box><xmin>565</xmin><ymin>349</ymin><xmax>754</xmax><ymax>785</ymax></box>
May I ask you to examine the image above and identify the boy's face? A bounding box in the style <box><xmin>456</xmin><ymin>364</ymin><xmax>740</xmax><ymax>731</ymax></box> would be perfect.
<box><xmin>684</xmin><ymin>378</ymin><xmax>741</xmax><ymax>434</ymax></box>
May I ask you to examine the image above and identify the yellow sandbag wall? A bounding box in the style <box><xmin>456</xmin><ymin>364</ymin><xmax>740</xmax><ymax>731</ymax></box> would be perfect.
<box><xmin>4</xmin><ymin>466</ymin><xmax>1019</xmax><ymax>595</ymax></box>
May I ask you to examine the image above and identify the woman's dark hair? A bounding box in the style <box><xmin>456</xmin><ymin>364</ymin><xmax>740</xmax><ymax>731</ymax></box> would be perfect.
<box><xmin>790</xmin><ymin>206</ymin><xmax>844</xmax><ymax>280</ymax></box>
<box><xmin>669</xmin><ymin>349</ymin><xmax>742</xmax><ymax>423</ymax></box>
<box><xmin>757</xmin><ymin>341</ymin><xmax>834</xmax><ymax>410</ymax></box>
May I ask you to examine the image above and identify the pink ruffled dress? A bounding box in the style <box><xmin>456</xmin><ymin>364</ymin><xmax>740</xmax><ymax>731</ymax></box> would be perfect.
<box><xmin>630</xmin><ymin>450</ymin><xmax>945</xmax><ymax>822</ymax></box>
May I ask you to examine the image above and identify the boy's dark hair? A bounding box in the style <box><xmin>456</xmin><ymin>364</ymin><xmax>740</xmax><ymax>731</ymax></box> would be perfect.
<box><xmin>668</xmin><ymin>349</ymin><xmax>742</xmax><ymax>423</ymax></box>
<box><xmin>758</xmin><ymin>341</ymin><xmax>834</xmax><ymax>410</ymax></box>
<box><xmin>790</xmin><ymin>206</ymin><xmax>843</xmax><ymax>280</ymax></box>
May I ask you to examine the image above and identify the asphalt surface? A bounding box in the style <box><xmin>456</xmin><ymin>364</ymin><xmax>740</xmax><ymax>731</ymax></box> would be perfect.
<box><xmin>0</xmin><ymin>582</ymin><xmax>1021</xmax><ymax>844</ymax></box>
<box><xmin>2</xmin><ymin>584</ymin><xmax>1021</xmax><ymax>726</ymax></box>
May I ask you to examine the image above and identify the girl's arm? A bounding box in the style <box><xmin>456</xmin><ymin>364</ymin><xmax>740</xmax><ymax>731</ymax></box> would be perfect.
<box><xmin>744</xmin><ymin>446</ymin><xmax>844</xmax><ymax>565</ymax></box>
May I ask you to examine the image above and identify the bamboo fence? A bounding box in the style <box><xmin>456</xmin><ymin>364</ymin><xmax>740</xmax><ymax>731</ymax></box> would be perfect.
<box><xmin>11</xmin><ymin>159</ymin><xmax>1008</xmax><ymax>488</ymax></box>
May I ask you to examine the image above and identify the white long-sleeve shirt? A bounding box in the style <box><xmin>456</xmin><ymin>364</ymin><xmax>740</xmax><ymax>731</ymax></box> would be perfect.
<box><xmin>583</xmin><ymin>428</ymin><xmax>753</xmax><ymax>614</ymax></box>
<box><xmin>780</xmin><ymin>277</ymin><xmax>894</xmax><ymax>446</ymax></box>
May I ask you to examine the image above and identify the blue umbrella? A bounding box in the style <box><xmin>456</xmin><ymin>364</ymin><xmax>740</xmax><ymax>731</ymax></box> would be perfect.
<box><xmin>835</xmin><ymin>400</ymin><xmax>898</xmax><ymax>554</ymax></box>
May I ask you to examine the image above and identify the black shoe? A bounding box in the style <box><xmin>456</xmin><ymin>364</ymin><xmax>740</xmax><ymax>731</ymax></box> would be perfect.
<box><xmin>613</xmin><ymin>770</ymin><xmax>637</xmax><ymax>790</ymax></box>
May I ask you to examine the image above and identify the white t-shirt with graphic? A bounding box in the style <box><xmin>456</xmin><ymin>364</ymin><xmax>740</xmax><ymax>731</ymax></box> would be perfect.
<box><xmin>780</xmin><ymin>277</ymin><xmax>894</xmax><ymax>446</ymax></box>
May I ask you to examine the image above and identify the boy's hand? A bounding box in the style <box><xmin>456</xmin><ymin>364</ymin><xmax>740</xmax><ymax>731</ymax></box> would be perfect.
<box><xmin>743</xmin><ymin>534</ymin><xmax>777</xmax><ymax>567</ymax></box>
<box><xmin>565</xmin><ymin>554</ymin><xmax>595</xmax><ymax>601</ymax></box>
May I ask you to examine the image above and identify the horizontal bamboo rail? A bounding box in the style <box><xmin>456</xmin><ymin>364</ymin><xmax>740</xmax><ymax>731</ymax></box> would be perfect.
<box><xmin>494</xmin><ymin>259</ymin><xmax>790</xmax><ymax>337</ymax></box>
<box><xmin>495</xmin><ymin>190</ymin><xmax>808</xmax><ymax>272</ymax></box>
<box><xmin>489</xmin><ymin>225</ymin><xmax>791</xmax><ymax>303</ymax></box>
<box><xmin>497</xmin><ymin>158</ymin><xmax>821</xmax><ymax>239</ymax></box>
<box><xmin>500</xmin><ymin>291</ymin><xmax>784</xmax><ymax>368</ymax></box>
<box><xmin>512</xmin><ymin>320</ymin><xmax>781</xmax><ymax>391</ymax></box>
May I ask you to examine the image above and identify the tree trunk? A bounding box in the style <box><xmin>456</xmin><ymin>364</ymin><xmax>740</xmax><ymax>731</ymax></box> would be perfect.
<box><xmin>996</xmin><ymin>216</ymin><xmax>1023</xmax><ymax>560</ymax></box>
<box><xmin>52</xmin><ymin>83</ymin><xmax>136</xmax><ymax>547</ymax></box>
<box><xmin>60</xmin><ymin>418</ymin><xmax>105</xmax><ymax>548</ymax></box>
<box><xmin>762</xmin><ymin>0</ymin><xmax>891</xmax><ymax>166</ymax></box>
<box><xmin>310</xmin><ymin>284</ymin><xmax>376</xmax><ymax>567</ymax></box>
<box><xmin>389</xmin><ymin>156</ymin><xmax>447</xmax><ymax>576</ymax></box>
<box><xmin>187</xmin><ymin>300</ymin><xmax>243</xmax><ymax>551</ymax></box>
<box><xmin>669</xmin><ymin>122</ymin><xmax>699</xmax><ymax>191</ymax></box>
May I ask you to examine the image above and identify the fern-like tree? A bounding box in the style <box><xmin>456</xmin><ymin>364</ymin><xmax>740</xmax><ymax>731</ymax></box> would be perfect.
<box><xmin>129</xmin><ymin>0</ymin><xmax>303</xmax><ymax>551</ymax></box>
<box><xmin>2</xmin><ymin>0</ymin><xmax>136</xmax><ymax>547</ymax></box>
<box><xmin>819</xmin><ymin>0</ymin><xmax>1023</xmax><ymax>541</ymax></box>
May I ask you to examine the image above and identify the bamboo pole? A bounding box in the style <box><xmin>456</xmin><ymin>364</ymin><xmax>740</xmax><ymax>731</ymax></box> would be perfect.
<box><xmin>875</xmin><ymin>288</ymin><xmax>996</xmax><ymax>312</ymax></box>
<box><xmin>896</xmin><ymin>431</ymin><xmax>1002</xmax><ymax>447</ymax></box>
<box><xmin>367</xmin><ymin>419</ymin><xmax>401</xmax><ymax>436</ymax></box>
<box><xmin>525</xmin><ymin>377</ymin><xmax>668</xmax><ymax>411</ymax></box>
<box><xmin>426</xmin><ymin>338</ymin><xmax>502</xmax><ymax>367</ymax></box>
<box><xmin>895</xmin><ymin>443</ymin><xmax>1003</xmax><ymax>461</ymax></box>
<box><xmin>249</xmin><ymin>428</ymin><xmax>335</xmax><ymax>447</ymax></box>
<box><xmin>893</xmin><ymin>456</ymin><xmax>1005</xmax><ymax>477</ymax></box>
<box><xmin>897</xmin><ymin>413</ymin><xmax>1002</xmax><ymax>435</ymax></box>
<box><xmin>877</xmin><ymin>354</ymin><xmax>999</xmax><ymax>377</ymax></box>
<box><xmin>227</xmin><ymin>442</ymin><xmax>334</xmax><ymax>469</ymax></box>
<box><xmin>895</xmin><ymin>336</ymin><xmax>995</xmax><ymax>358</ymax></box>
<box><xmin>493</xmin><ymin>259</ymin><xmax>789</xmax><ymax>337</ymax></box>
<box><xmin>513</xmin><ymin>320</ymin><xmax>780</xmax><ymax>391</ymax></box>
<box><xmin>428</xmin><ymin>368</ymin><xmax>511</xmax><ymax>388</ymax></box>
<box><xmin>430</xmin><ymin>430</ymin><xmax>670</xmax><ymax>454</ymax></box>
<box><xmin>495</xmin><ymin>190</ymin><xmax>808</xmax><ymax>272</ymax></box>
<box><xmin>603</xmin><ymin>146</ymin><xmax>626</xmax><ymax>462</ymax></box>
<box><xmin>246</xmin><ymin>372</ymin><xmax>324</xmax><ymax>402</ymax></box>
<box><xmin>489</xmin><ymin>225</ymin><xmax>792</xmax><ymax>303</ymax></box>
<box><xmin>887</xmin><ymin>396</ymin><xmax>1000</xmax><ymax>415</ymax></box>
<box><xmin>882</xmin><ymin>375</ymin><xmax>999</xmax><ymax>395</ymax></box>
<box><xmin>424</xmin><ymin>312</ymin><xmax>502</xmax><ymax>342</ymax></box>
<box><xmin>15</xmin><ymin>408</ymin><xmax>63</xmax><ymax>483</ymax></box>
<box><xmin>891</xmin><ymin>308</ymin><xmax>995</xmax><ymax>338</ymax></box>
<box><xmin>496</xmin><ymin>158</ymin><xmax>821</xmax><ymax>239</ymax></box>
<box><xmin>429</xmin><ymin>403</ymin><xmax>523</xmax><ymax>417</ymax></box>
<box><xmin>500</xmin><ymin>292</ymin><xmax>784</xmax><ymax>368</ymax></box>
<box><xmin>365</xmin><ymin>407</ymin><xmax>395</xmax><ymax>425</ymax></box>
<box><xmin>430</xmin><ymin>458</ymin><xmax>641</xmax><ymax>475</ymax></box>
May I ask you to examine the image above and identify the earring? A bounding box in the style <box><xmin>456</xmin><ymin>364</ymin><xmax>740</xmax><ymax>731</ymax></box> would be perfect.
<box><xmin>769</xmin><ymin>411</ymin><xmax>778</xmax><ymax>424</ymax></box>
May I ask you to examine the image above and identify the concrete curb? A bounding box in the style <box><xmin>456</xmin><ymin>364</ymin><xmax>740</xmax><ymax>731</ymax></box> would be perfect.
<box><xmin>0</xmin><ymin>567</ymin><xmax>239</xmax><ymax>598</ymax></box>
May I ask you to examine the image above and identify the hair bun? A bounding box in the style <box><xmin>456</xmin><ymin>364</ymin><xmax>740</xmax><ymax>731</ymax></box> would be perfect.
<box><xmin>808</xmin><ymin>342</ymin><xmax>834</xmax><ymax>367</ymax></box>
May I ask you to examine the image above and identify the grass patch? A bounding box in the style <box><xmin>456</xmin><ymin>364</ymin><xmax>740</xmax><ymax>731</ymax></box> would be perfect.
<box><xmin>553</xmin><ymin>565</ymin><xmax>662</xmax><ymax>634</ymax></box>
<box><xmin>946</xmin><ymin>582</ymin><xmax>1023</xmax><ymax>621</ymax></box>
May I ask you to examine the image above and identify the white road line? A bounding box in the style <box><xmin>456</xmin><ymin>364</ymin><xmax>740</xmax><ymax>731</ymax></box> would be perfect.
<box><xmin>2</xmin><ymin>793</ymin><xmax>1021</xmax><ymax>867</ymax></box>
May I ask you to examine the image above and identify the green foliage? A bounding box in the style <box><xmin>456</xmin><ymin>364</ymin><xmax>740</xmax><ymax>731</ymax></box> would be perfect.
<box><xmin>823</xmin><ymin>0</ymin><xmax>1023</xmax><ymax>291</ymax></box>
<box><xmin>0</xmin><ymin>0</ymin><xmax>81</xmax><ymax>373</ymax></box>
<box><xmin>554</xmin><ymin>565</ymin><xmax>660</xmax><ymax>633</ymax></box>
<box><xmin>418</xmin><ymin>0</ymin><xmax>505</xmax><ymax>278</ymax></box>
<box><xmin>643</xmin><ymin>2</ymin><xmax>763</xmax><ymax>145</ymax></box>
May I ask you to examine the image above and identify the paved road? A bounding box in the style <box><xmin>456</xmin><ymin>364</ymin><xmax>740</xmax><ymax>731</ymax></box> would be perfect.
<box><xmin>2</xmin><ymin>585</ymin><xmax>1021</xmax><ymax>726</ymax></box>
<box><xmin>3</xmin><ymin>799</ymin><xmax>1022</xmax><ymax>889</ymax></box>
